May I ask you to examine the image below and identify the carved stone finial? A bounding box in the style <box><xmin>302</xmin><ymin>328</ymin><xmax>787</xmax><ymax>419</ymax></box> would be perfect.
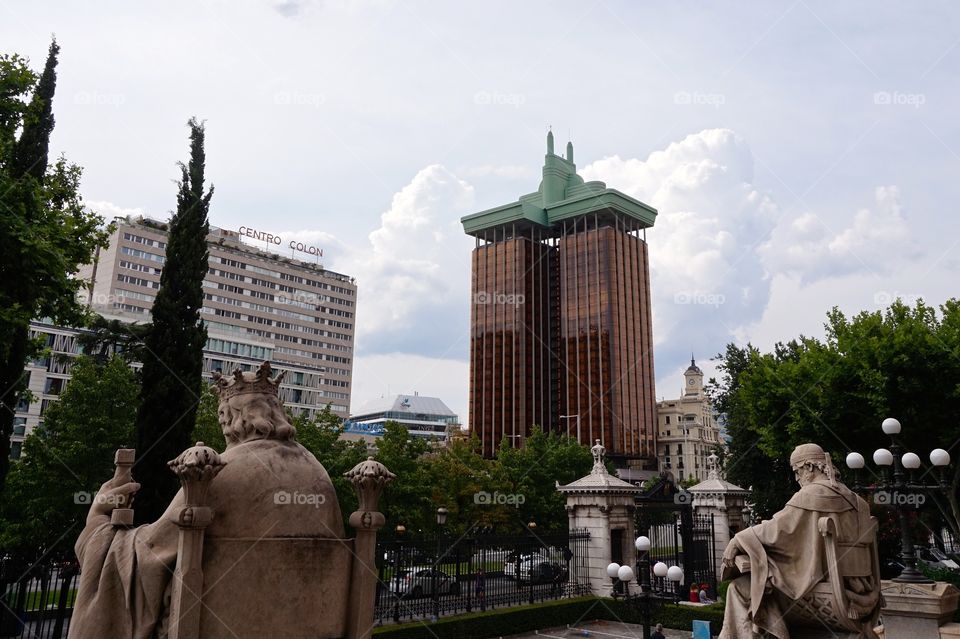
<box><xmin>707</xmin><ymin>453</ymin><xmax>720</xmax><ymax>480</ymax></box>
<box><xmin>168</xmin><ymin>442</ymin><xmax>226</xmax><ymax>520</ymax></box>
<box><xmin>345</xmin><ymin>457</ymin><xmax>395</xmax><ymax>514</ymax></box>
<box><xmin>591</xmin><ymin>439</ymin><xmax>607</xmax><ymax>475</ymax></box>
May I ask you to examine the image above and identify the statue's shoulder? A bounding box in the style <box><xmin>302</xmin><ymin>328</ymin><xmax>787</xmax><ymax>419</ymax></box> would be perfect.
<box><xmin>787</xmin><ymin>481</ymin><xmax>858</xmax><ymax>513</ymax></box>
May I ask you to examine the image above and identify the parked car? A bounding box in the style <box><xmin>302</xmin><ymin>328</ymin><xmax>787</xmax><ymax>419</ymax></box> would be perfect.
<box><xmin>388</xmin><ymin>567</ymin><xmax>460</xmax><ymax>598</ymax></box>
<box><xmin>517</xmin><ymin>559</ymin><xmax>569</xmax><ymax>585</ymax></box>
<box><xmin>917</xmin><ymin>547</ymin><xmax>960</xmax><ymax>571</ymax></box>
<box><xmin>383</xmin><ymin>548</ymin><xmax>435</xmax><ymax>565</ymax></box>
<box><xmin>503</xmin><ymin>551</ymin><xmax>546</xmax><ymax>579</ymax></box>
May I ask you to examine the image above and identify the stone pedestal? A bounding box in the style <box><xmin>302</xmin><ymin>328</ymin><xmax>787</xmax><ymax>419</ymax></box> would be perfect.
<box><xmin>557</xmin><ymin>441</ymin><xmax>640</xmax><ymax>597</ymax></box>
<box><xmin>876</xmin><ymin>580</ymin><xmax>960</xmax><ymax>639</ymax></box>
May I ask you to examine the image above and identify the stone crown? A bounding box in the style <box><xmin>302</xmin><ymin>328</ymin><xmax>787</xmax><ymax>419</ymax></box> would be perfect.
<box><xmin>211</xmin><ymin>361</ymin><xmax>286</xmax><ymax>400</ymax></box>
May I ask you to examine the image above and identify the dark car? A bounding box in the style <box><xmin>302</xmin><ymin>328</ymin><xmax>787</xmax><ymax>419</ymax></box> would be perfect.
<box><xmin>518</xmin><ymin>560</ymin><xmax>569</xmax><ymax>585</ymax></box>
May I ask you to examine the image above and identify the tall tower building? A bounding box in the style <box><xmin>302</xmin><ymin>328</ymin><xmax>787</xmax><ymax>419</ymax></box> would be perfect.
<box><xmin>461</xmin><ymin>133</ymin><xmax>658</xmax><ymax>463</ymax></box>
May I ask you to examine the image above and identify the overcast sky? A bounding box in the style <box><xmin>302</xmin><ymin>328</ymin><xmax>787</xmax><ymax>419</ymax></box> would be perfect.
<box><xmin>4</xmin><ymin>1</ymin><xmax>958</xmax><ymax>425</ymax></box>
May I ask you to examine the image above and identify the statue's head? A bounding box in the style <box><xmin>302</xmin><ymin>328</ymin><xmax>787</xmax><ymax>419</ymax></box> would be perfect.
<box><xmin>211</xmin><ymin>362</ymin><xmax>296</xmax><ymax>446</ymax></box>
<box><xmin>789</xmin><ymin>443</ymin><xmax>835</xmax><ymax>486</ymax></box>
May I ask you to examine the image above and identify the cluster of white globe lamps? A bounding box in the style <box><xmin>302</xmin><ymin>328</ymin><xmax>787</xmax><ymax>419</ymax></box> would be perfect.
<box><xmin>606</xmin><ymin>535</ymin><xmax>684</xmax><ymax>590</ymax></box>
<box><xmin>844</xmin><ymin>418</ymin><xmax>951</xmax><ymax>471</ymax></box>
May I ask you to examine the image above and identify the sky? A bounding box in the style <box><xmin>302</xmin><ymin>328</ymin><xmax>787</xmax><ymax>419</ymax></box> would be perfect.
<box><xmin>3</xmin><ymin>1</ymin><xmax>959</xmax><ymax>426</ymax></box>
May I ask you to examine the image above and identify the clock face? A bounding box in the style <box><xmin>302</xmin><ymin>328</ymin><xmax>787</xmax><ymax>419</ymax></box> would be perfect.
<box><xmin>688</xmin><ymin>378</ymin><xmax>695</xmax><ymax>385</ymax></box>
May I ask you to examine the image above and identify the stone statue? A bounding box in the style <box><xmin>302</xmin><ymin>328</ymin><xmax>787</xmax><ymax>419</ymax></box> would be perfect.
<box><xmin>69</xmin><ymin>362</ymin><xmax>386</xmax><ymax>639</ymax></box>
<box><xmin>719</xmin><ymin>443</ymin><xmax>882</xmax><ymax>639</ymax></box>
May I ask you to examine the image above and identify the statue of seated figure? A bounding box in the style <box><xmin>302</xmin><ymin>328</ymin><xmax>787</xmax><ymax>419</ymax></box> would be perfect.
<box><xmin>719</xmin><ymin>443</ymin><xmax>882</xmax><ymax>639</ymax></box>
<box><xmin>68</xmin><ymin>362</ymin><xmax>393</xmax><ymax>639</ymax></box>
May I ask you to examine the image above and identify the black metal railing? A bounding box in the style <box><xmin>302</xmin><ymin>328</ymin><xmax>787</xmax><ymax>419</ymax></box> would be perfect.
<box><xmin>0</xmin><ymin>556</ymin><xmax>79</xmax><ymax>639</ymax></box>
<box><xmin>373</xmin><ymin>528</ymin><xmax>591</xmax><ymax>624</ymax></box>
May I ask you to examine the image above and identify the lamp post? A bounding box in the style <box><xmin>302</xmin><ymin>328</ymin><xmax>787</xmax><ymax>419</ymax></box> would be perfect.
<box><xmin>560</xmin><ymin>414</ymin><xmax>580</xmax><ymax>441</ymax></box>
<box><xmin>432</xmin><ymin>507</ymin><xmax>448</xmax><ymax>619</ymax></box>
<box><xmin>845</xmin><ymin>417</ymin><xmax>952</xmax><ymax>584</ymax></box>
<box><xmin>608</xmin><ymin>536</ymin><xmax>684</xmax><ymax>639</ymax></box>
<box><xmin>392</xmin><ymin>523</ymin><xmax>405</xmax><ymax>623</ymax></box>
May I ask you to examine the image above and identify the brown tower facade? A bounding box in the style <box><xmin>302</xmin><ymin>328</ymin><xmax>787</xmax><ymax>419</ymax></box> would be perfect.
<box><xmin>462</xmin><ymin>134</ymin><xmax>658</xmax><ymax>462</ymax></box>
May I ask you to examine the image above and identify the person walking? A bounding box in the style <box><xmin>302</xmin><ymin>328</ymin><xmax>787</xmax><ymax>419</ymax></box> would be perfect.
<box><xmin>651</xmin><ymin>623</ymin><xmax>666</xmax><ymax>639</ymax></box>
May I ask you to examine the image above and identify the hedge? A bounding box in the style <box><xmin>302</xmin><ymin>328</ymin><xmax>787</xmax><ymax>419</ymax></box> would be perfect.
<box><xmin>372</xmin><ymin>596</ymin><xmax>725</xmax><ymax>639</ymax></box>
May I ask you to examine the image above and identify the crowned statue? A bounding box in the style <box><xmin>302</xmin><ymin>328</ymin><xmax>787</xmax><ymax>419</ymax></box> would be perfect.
<box><xmin>69</xmin><ymin>362</ymin><xmax>364</xmax><ymax>639</ymax></box>
<box><xmin>719</xmin><ymin>443</ymin><xmax>883</xmax><ymax>639</ymax></box>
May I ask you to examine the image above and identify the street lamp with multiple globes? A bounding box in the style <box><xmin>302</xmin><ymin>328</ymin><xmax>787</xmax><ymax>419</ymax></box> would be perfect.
<box><xmin>607</xmin><ymin>535</ymin><xmax>684</xmax><ymax>639</ymax></box>
<box><xmin>845</xmin><ymin>417</ymin><xmax>952</xmax><ymax>583</ymax></box>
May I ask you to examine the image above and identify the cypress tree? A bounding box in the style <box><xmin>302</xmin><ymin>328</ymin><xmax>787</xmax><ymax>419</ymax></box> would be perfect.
<box><xmin>133</xmin><ymin>118</ymin><xmax>212</xmax><ymax>523</ymax></box>
<box><xmin>10</xmin><ymin>39</ymin><xmax>58</xmax><ymax>180</ymax></box>
<box><xmin>0</xmin><ymin>40</ymin><xmax>108</xmax><ymax>489</ymax></box>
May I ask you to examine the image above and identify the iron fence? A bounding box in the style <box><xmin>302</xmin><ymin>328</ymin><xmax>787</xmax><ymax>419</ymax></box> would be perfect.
<box><xmin>0</xmin><ymin>556</ymin><xmax>78</xmax><ymax>639</ymax></box>
<box><xmin>374</xmin><ymin>528</ymin><xmax>591</xmax><ymax>624</ymax></box>
<box><xmin>636</xmin><ymin>509</ymin><xmax>717</xmax><ymax>600</ymax></box>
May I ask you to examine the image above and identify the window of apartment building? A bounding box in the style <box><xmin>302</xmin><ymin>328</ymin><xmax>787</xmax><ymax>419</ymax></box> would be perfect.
<box><xmin>677</xmin><ymin>444</ymin><xmax>683</xmax><ymax>455</ymax></box>
<box><xmin>13</xmin><ymin>418</ymin><xmax>26</xmax><ymax>437</ymax></box>
<box><xmin>121</xmin><ymin>246</ymin><xmax>165</xmax><ymax>263</ymax></box>
<box><xmin>664</xmin><ymin>415</ymin><xmax>670</xmax><ymax>424</ymax></box>
<box><xmin>15</xmin><ymin>397</ymin><xmax>30</xmax><ymax>412</ymax></box>
<box><xmin>44</xmin><ymin>377</ymin><xmax>65</xmax><ymax>395</ymax></box>
<box><xmin>10</xmin><ymin>442</ymin><xmax>22</xmax><ymax>460</ymax></box>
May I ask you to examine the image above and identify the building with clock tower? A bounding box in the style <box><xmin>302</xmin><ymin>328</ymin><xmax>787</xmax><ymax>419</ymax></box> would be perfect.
<box><xmin>655</xmin><ymin>356</ymin><xmax>722</xmax><ymax>483</ymax></box>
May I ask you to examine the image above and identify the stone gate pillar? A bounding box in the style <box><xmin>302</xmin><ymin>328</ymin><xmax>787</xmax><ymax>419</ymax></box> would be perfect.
<box><xmin>688</xmin><ymin>453</ymin><xmax>750</xmax><ymax>579</ymax></box>
<box><xmin>557</xmin><ymin>440</ymin><xmax>641</xmax><ymax>597</ymax></box>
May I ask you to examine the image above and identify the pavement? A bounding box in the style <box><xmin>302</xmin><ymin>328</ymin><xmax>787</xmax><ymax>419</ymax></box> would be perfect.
<box><xmin>507</xmin><ymin>619</ymin><xmax>694</xmax><ymax>639</ymax></box>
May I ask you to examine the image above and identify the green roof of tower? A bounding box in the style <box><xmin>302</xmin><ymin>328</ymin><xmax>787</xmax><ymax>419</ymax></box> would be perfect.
<box><xmin>460</xmin><ymin>132</ymin><xmax>658</xmax><ymax>236</ymax></box>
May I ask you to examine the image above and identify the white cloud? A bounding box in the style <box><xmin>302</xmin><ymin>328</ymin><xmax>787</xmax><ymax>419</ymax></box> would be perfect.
<box><xmin>760</xmin><ymin>185</ymin><xmax>916</xmax><ymax>283</ymax></box>
<box><xmin>582</xmin><ymin>129</ymin><xmax>779</xmax><ymax>376</ymax></box>
<box><xmin>460</xmin><ymin>164</ymin><xmax>535</xmax><ymax>180</ymax></box>
<box><xmin>85</xmin><ymin>199</ymin><xmax>146</xmax><ymax>220</ymax></box>
<box><xmin>329</xmin><ymin>164</ymin><xmax>476</xmax><ymax>356</ymax></box>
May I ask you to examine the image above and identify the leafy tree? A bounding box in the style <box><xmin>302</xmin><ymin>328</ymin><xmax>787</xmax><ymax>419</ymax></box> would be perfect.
<box><xmin>494</xmin><ymin>427</ymin><xmax>593</xmax><ymax>532</ymax></box>
<box><xmin>0</xmin><ymin>356</ymin><xmax>138</xmax><ymax>555</ymax></box>
<box><xmin>77</xmin><ymin>314</ymin><xmax>150</xmax><ymax>364</ymax></box>
<box><xmin>190</xmin><ymin>384</ymin><xmax>225</xmax><ymax>451</ymax></box>
<box><xmin>422</xmin><ymin>434</ymin><xmax>514</xmax><ymax>535</ymax></box>
<box><xmin>0</xmin><ymin>41</ymin><xmax>110</xmax><ymax>489</ymax></box>
<box><xmin>374</xmin><ymin>421</ymin><xmax>433</xmax><ymax>534</ymax></box>
<box><xmin>291</xmin><ymin>406</ymin><xmax>368</xmax><ymax>524</ymax></box>
<box><xmin>134</xmin><ymin>118</ymin><xmax>213</xmax><ymax>523</ymax></box>
<box><xmin>713</xmin><ymin>299</ymin><xmax>960</xmax><ymax>548</ymax></box>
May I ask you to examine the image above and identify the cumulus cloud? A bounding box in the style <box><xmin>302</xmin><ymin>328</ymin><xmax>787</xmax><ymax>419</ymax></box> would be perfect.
<box><xmin>760</xmin><ymin>185</ymin><xmax>916</xmax><ymax>283</ymax></box>
<box><xmin>328</xmin><ymin>164</ymin><xmax>476</xmax><ymax>357</ymax></box>
<box><xmin>86</xmin><ymin>199</ymin><xmax>147</xmax><ymax>220</ymax></box>
<box><xmin>582</xmin><ymin>129</ymin><xmax>779</xmax><ymax>365</ymax></box>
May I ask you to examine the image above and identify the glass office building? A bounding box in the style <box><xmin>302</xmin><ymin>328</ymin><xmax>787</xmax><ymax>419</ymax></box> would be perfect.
<box><xmin>461</xmin><ymin>133</ymin><xmax>658</xmax><ymax>463</ymax></box>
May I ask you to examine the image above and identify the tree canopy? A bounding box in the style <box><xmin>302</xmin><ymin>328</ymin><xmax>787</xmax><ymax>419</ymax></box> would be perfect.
<box><xmin>710</xmin><ymin>299</ymin><xmax>960</xmax><ymax>544</ymax></box>
<box><xmin>0</xmin><ymin>356</ymin><xmax>138</xmax><ymax>556</ymax></box>
<box><xmin>0</xmin><ymin>41</ymin><xmax>110</xmax><ymax>489</ymax></box>
<box><xmin>134</xmin><ymin>118</ymin><xmax>213</xmax><ymax>523</ymax></box>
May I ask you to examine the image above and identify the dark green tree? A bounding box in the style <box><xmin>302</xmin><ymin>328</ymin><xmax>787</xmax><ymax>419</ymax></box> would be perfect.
<box><xmin>292</xmin><ymin>406</ymin><xmax>368</xmax><ymax>526</ymax></box>
<box><xmin>0</xmin><ymin>356</ymin><xmax>138</xmax><ymax>555</ymax></box>
<box><xmin>134</xmin><ymin>118</ymin><xmax>213</xmax><ymax>523</ymax></box>
<box><xmin>77</xmin><ymin>314</ymin><xmax>150</xmax><ymax>364</ymax></box>
<box><xmin>494</xmin><ymin>427</ymin><xmax>593</xmax><ymax>532</ymax></box>
<box><xmin>0</xmin><ymin>41</ymin><xmax>109</xmax><ymax>489</ymax></box>
<box><xmin>190</xmin><ymin>383</ymin><xmax>226</xmax><ymax>452</ymax></box>
<box><xmin>713</xmin><ymin>299</ymin><xmax>960</xmax><ymax>545</ymax></box>
<box><xmin>374</xmin><ymin>421</ymin><xmax>433</xmax><ymax>534</ymax></box>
